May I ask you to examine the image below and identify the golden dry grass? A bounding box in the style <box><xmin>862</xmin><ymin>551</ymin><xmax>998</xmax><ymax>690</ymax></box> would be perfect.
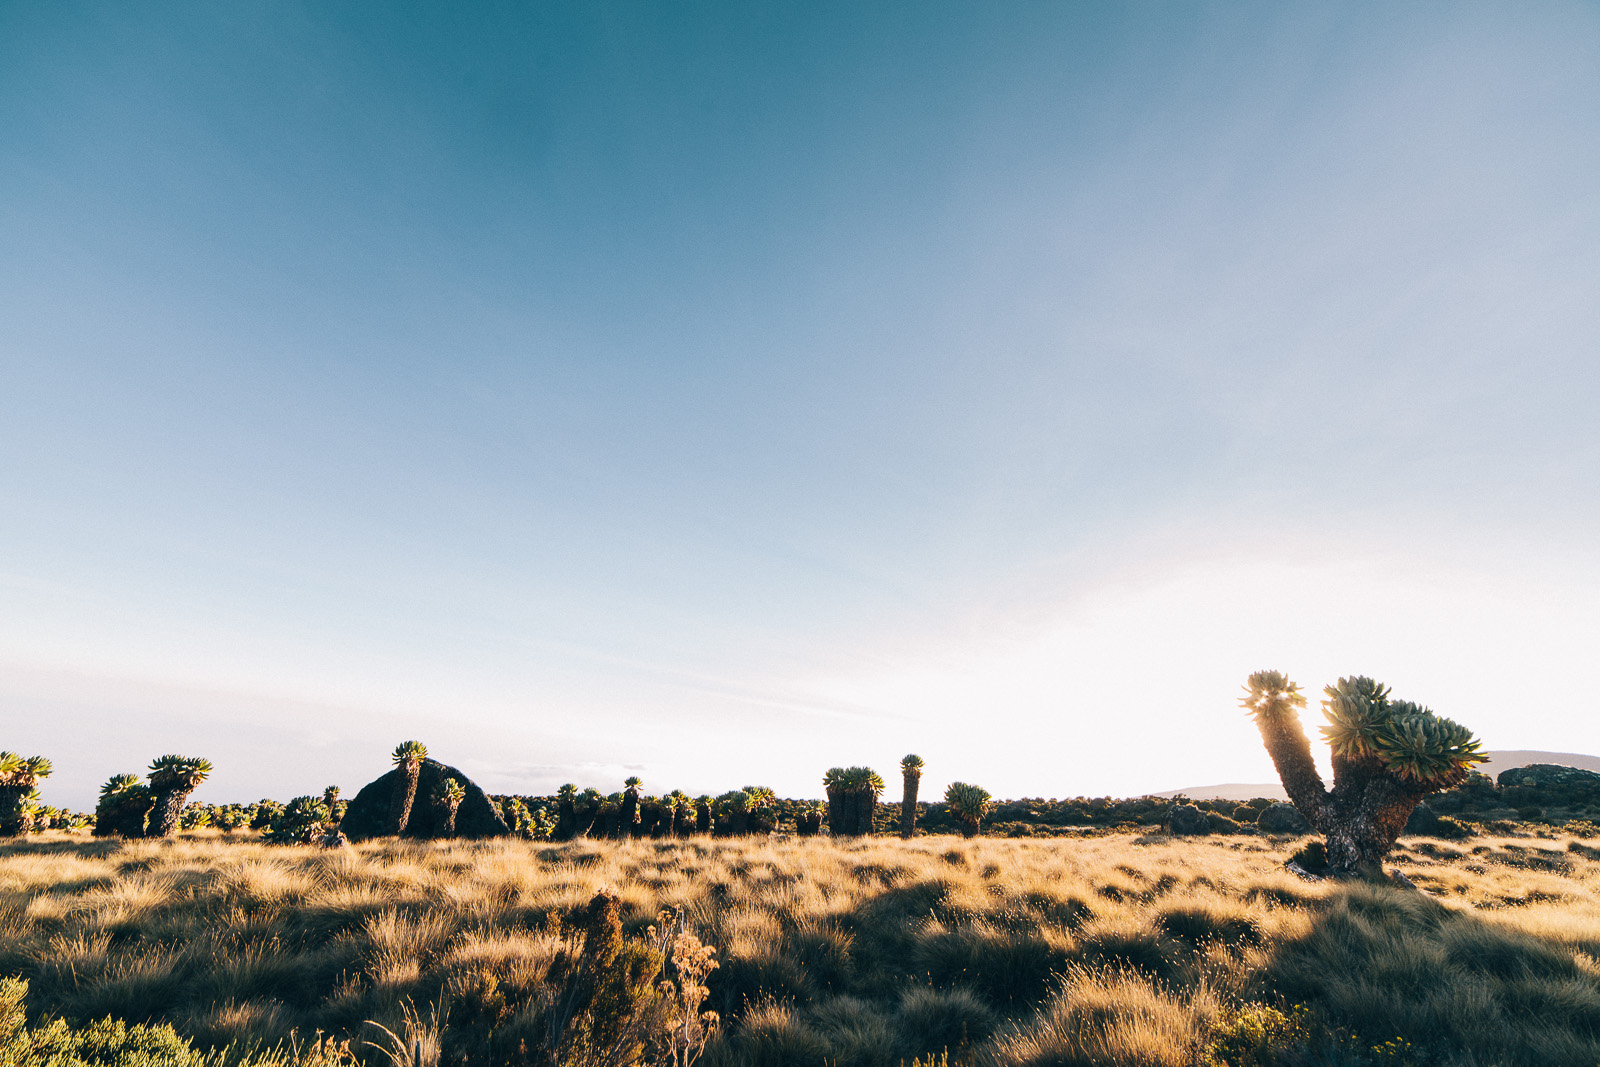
<box><xmin>1</xmin><ymin>828</ymin><xmax>1598</xmax><ymax>1065</ymax></box>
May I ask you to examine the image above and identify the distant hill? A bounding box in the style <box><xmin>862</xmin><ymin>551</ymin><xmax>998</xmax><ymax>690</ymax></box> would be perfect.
<box><xmin>1153</xmin><ymin>782</ymin><xmax>1287</xmax><ymax>802</ymax></box>
<box><xmin>1478</xmin><ymin>750</ymin><xmax>1600</xmax><ymax>776</ymax></box>
<box><xmin>1155</xmin><ymin>750</ymin><xmax>1600</xmax><ymax>803</ymax></box>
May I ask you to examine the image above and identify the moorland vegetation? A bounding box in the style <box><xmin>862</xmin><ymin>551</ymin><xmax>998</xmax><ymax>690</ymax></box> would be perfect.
<box><xmin>4</xmin><ymin>830</ymin><xmax>1600</xmax><ymax>1066</ymax></box>
<box><xmin>1</xmin><ymin>672</ymin><xmax>1599</xmax><ymax>1065</ymax></box>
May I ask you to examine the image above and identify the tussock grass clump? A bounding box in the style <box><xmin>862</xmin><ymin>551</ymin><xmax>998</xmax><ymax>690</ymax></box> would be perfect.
<box><xmin>1</xmin><ymin>829</ymin><xmax>1599</xmax><ymax>1065</ymax></box>
<box><xmin>979</xmin><ymin>966</ymin><xmax>1218</xmax><ymax>1067</ymax></box>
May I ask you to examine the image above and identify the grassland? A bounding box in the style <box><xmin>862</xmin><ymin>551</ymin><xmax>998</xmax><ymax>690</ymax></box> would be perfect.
<box><xmin>2</xmin><ymin>829</ymin><xmax>1600</xmax><ymax>1066</ymax></box>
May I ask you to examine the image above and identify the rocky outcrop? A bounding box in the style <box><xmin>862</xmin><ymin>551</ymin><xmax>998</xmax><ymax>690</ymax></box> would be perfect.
<box><xmin>341</xmin><ymin>759</ymin><xmax>509</xmax><ymax>841</ymax></box>
<box><xmin>1257</xmin><ymin>802</ymin><xmax>1311</xmax><ymax>834</ymax></box>
<box><xmin>1496</xmin><ymin>763</ymin><xmax>1600</xmax><ymax>789</ymax></box>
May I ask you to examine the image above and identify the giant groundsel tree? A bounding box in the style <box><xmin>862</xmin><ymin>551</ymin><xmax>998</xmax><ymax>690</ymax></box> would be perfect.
<box><xmin>823</xmin><ymin>767</ymin><xmax>884</xmax><ymax>835</ymax></box>
<box><xmin>0</xmin><ymin>754</ymin><xmax>51</xmax><ymax>836</ymax></box>
<box><xmin>1243</xmin><ymin>670</ymin><xmax>1486</xmax><ymax>879</ymax></box>
<box><xmin>387</xmin><ymin>741</ymin><xmax>428</xmax><ymax>836</ymax></box>
<box><xmin>146</xmin><ymin>756</ymin><xmax>212</xmax><ymax>838</ymax></box>
<box><xmin>94</xmin><ymin>774</ymin><xmax>152</xmax><ymax>837</ymax></box>
<box><xmin>944</xmin><ymin>782</ymin><xmax>992</xmax><ymax>838</ymax></box>
<box><xmin>899</xmin><ymin>754</ymin><xmax>924</xmax><ymax>839</ymax></box>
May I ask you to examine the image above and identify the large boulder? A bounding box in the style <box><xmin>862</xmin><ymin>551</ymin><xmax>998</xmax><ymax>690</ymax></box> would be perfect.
<box><xmin>1165</xmin><ymin>803</ymin><xmax>1209</xmax><ymax>836</ymax></box>
<box><xmin>1403</xmin><ymin>801</ymin><xmax>1440</xmax><ymax>835</ymax></box>
<box><xmin>341</xmin><ymin>759</ymin><xmax>510</xmax><ymax>841</ymax></box>
<box><xmin>1496</xmin><ymin>764</ymin><xmax>1600</xmax><ymax>789</ymax></box>
<box><xmin>1257</xmin><ymin>802</ymin><xmax>1310</xmax><ymax>834</ymax></box>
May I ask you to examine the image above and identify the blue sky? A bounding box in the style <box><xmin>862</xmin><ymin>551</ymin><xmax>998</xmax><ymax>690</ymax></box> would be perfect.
<box><xmin>4</xmin><ymin>2</ymin><xmax>1600</xmax><ymax>808</ymax></box>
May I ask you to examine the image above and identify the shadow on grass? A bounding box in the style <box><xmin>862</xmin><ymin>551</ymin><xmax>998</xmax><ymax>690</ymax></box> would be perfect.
<box><xmin>1256</xmin><ymin>880</ymin><xmax>1600</xmax><ymax>1067</ymax></box>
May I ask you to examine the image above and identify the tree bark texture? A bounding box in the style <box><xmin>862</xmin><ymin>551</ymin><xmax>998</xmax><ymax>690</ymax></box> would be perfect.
<box><xmin>573</xmin><ymin>802</ymin><xmax>597</xmax><ymax>839</ymax></box>
<box><xmin>900</xmin><ymin>772</ymin><xmax>921</xmax><ymax>838</ymax></box>
<box><xmin>853</xmin><ymin>790</ymin><xmax>876</xmax><ymax>836</ymax></box>
<box><xmin>147</xmin><ymin>788</ymin><xmax>189</xmax><ymax>838</ymax></box>
<box><xmin>386</xmin><ymin>764</ymin><xmax>421</xmax><ymax>836</ymax></box>
<box><xmin>619</xmin><ymin>791</ymin><xmax>638</xmax><ymax>840</ymax></box>
<box><xmin>0</xmin><ymin>786</ymin><xmax>31</xmax><ymax>836</ymax></box>
<box><xmin>555</xmin><ymin>797</ymin><xmax>576</xmax><ymax>841</ymax></box>
<box><xmin>825</xmin><ymin>786</ymin><xmax>845</xmax><ymax>836</ymax></box>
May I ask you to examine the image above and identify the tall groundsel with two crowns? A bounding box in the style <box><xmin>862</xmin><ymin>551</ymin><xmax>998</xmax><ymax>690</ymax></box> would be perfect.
<box><xmin>1243</xmin><ymin>670</ymin><xmax>1486</xmax><ymax>879</ymax></box>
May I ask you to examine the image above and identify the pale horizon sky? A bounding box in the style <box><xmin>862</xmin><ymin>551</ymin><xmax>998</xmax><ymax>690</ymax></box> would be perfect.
<box><xmin>4</xmin><ymin>2</ymin><xmax>1600</xmax><ymax>809</ymax></box>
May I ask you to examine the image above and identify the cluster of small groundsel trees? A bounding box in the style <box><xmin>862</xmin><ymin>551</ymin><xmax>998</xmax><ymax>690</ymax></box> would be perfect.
<box><xmin>496</xmin><ymin>754</ymin><xmax>1000</xmax><ymax>843</ymax></box>
<box><xmin>0</xmin><ymin>753</ymin><xmax>70</xmax><ymax>835</ymax></box>
<box><xmin>92</xmin><ymin>756</ymin><xmax>213</xmax><ymax>839</ymax></box>
<box><xmin>819</xmin><ymin>758</ymin><xmax>996</xmax><ymax>838</ymax></box>
<box><xmin>547</xmin><ymin>780</ymin><xmax>787</xmax><ymax>841</ymax></box>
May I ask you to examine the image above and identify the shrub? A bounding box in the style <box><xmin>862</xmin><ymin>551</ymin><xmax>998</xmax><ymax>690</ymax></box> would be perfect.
<box><xmin>2</xmin><ymin>975</ymin><xmax>352</xmax><ymax>1067</ymax></box>
<box><xmin>1201</xmin><ymin>1002</ymin><xmax>1414</xmax><ymax>1066</ymax></box>
<box><xmin>1257</xmin><ymin>803</ymin><xmax>1309</xmax><ymax>835</ymax></box>
<box><xmin>1430</xmin><ymin>816</ymin><xmax>1474</xmax><ymax>841</ymax></box>
<box><xmin>1166</xmin><ymin>804</ymin><xmax>1208</xmax><ymax>836</ymax></box>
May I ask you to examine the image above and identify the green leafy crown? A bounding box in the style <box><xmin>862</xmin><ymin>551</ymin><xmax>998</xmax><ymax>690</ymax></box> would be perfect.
<box><xmin>1319</xmin><ymin>676</ymin><xmax>1486</xmax><ymax>783</ymax></box>
<box><xmin>1240</xmin><ymin>670</ymin><xmax>1307</xmax><ymax>721</ymax></box>
<box><xmin>147</xmin><ymin>755</ymin><xmax>213</xmax><ymax>791</ymax></box>
<box><xmin>943</xmin><ymin>782</ymin><xmax>992</xmax><ymax>819</ymax></box>
<box><xmin>391</xmin><ymin>741</ymin><xmax>428</xmax><ymax>767</ymax></box>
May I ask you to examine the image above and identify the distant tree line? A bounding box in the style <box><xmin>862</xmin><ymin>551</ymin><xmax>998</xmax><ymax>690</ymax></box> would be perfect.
<box><xmin>7</xmin><ymin>711</ymin><xmax>1599</xmax><ymax>864</ymax></box>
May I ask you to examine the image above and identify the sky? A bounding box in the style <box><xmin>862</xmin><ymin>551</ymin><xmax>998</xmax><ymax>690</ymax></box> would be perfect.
<box><xmin>3</xmin><ymin>2</ymin><xmax>1600</xmax><ymax>810</ymax></box>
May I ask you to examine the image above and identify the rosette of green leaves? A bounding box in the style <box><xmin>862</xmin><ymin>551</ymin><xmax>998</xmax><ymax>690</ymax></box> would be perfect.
<box><xmin>837</xmin><ymin>767</ymin><xmax>885</xmax><ymax>796</ymax></box>
<box><xmin>1373</xmin><ymin>701</ymin><xmax>1486</xmax><ymax>783</ymax></box>
<box><xmin>1239</xmin><ymin>670</ymin><xmax>1306</xmax><ymax>722</ymax></box>
<box><xmin>1318</xmin><ymin>676</ymin><xmax>1392</xmax><ymax>758</ymax></box>
<box><xmin>98</xmin><ymin>773</ymin><xmax>142</xmax><ymax>801</ymax></box>
<box><xmin>944</xmin><ymin>782</ymin><xmax>993</xmax><ymax>823</ymax></box>
<box><xmin>147</xmin><ymin>755</ymin><xmax>212</xmax><ymax>792</ymax></box>
<box><xmin>0</xmin><ymin>753</ymin><xmax>52</xmax><ymax>788</ymax></box>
